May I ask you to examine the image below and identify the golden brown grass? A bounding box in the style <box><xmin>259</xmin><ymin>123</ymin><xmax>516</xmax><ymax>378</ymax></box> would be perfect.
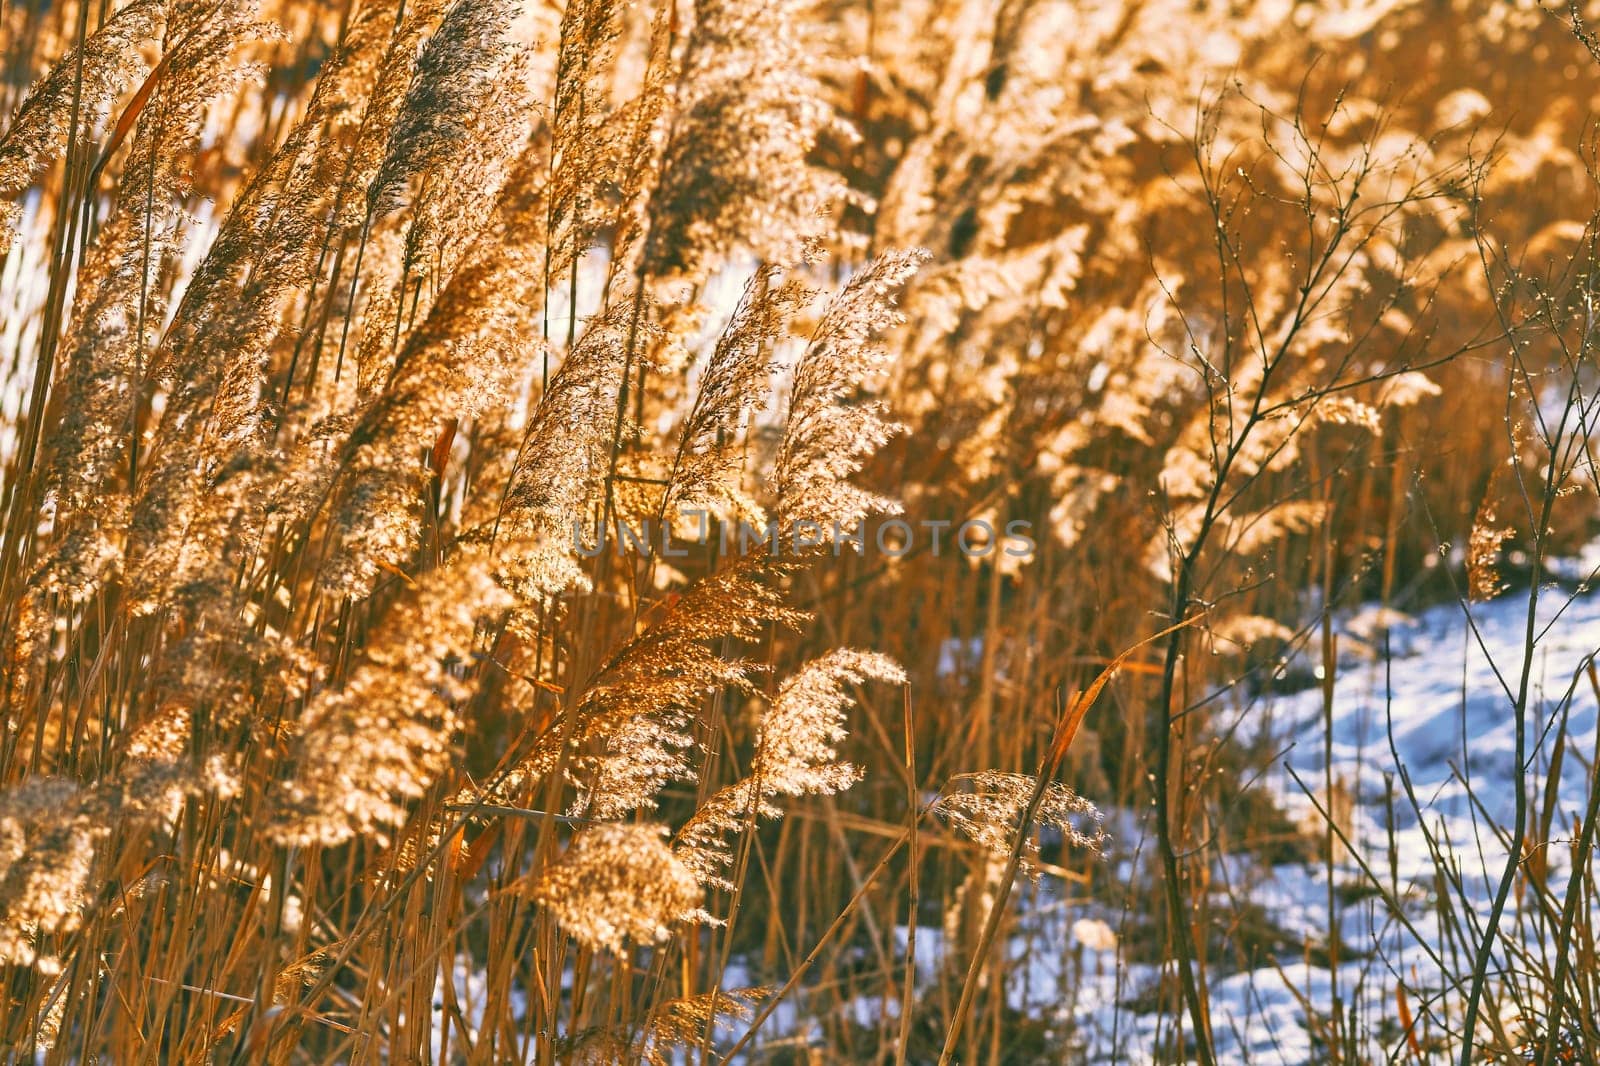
<box><xmin>3</xmin><ymin>0</ymin><xmax>1600</xmax><ymax>1061</ymax></box>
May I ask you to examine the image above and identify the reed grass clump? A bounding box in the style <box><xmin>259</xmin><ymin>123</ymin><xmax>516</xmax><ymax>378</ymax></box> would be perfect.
<box><xmin>3</xmin><ymin>0</ymin><xmax>1600</xmax><ymax>1061</ymax></box>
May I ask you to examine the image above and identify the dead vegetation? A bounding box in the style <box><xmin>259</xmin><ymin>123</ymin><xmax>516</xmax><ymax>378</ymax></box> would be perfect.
<box><xmin>2</xmin><ymin>0</ymin><xmax>1600</xmax><ymax>1061</ymax></box>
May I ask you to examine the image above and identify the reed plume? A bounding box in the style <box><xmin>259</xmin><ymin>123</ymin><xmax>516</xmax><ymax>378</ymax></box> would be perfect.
<box><xmin>530</xmin><ymin>822</ymin><xmax>701</xmax><ymax>954</ymax></box>
<box><xmin>773</xmin><ymin>247</ymin><xmax>926</xmax><ymax>537</ymax></box>
<box><xmin>675</xmin><ymin>648</ymin><xmax>904</xmax><ymax>886</ymax></box>
<box><xmin>267</xmin><ymin>550</ymin><xmax>510</xmax><ymax>846</ymax></box>
<box><xmin>644</xmin><ymin>0</ymin><xmax>852</xmax><ymax>281</ymax></box>
<box><xmin>0</xmin><ymin>0</ymin><xmax>165</xmax><ymax>254</ymax></box>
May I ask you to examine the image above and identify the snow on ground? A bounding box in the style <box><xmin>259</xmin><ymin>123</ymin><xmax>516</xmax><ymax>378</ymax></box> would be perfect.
<box><xmin>1056</xmin><ymin>577</ymin><xmax>1600</xmax><ymax>1064</ymax></box>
